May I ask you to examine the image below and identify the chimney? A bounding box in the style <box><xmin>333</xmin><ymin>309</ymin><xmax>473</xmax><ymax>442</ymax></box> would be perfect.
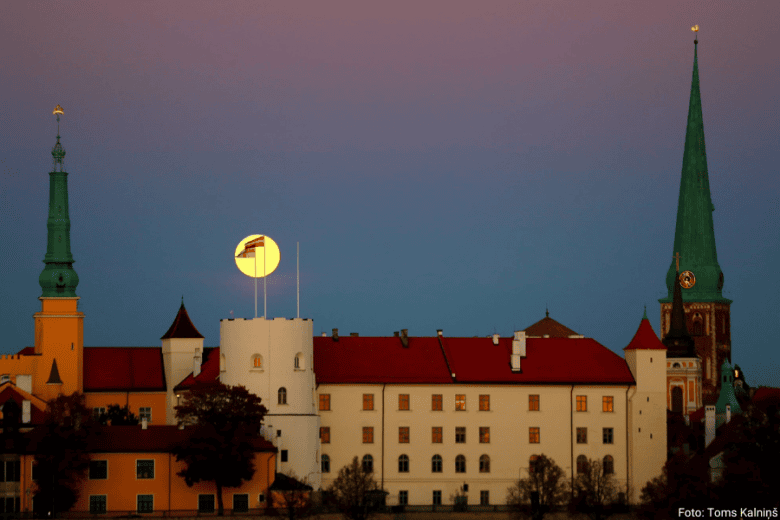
<box><xmin>350</xmin><ymin>332</ymin><xmax>359</xmax><ymax>337</ymax></box>
<box><xmin>142</xmin><ymin>417</ymin><xmax>148</xmax><ymax>430</ymax></box>
<box><xmin>22</xmin><ymin>400</ymin><xmax>31</xmax><ymax>424</ymax></box>
<box><xmin>511</xmin><ymin>330</ymin><xmax>526</xmax><ymax>372</ymax></box>
<box><xmin>394</xmin><ymin>331</ymin><xmax>399</xmax><ymax>337</ymax></box>
<box><xmin>400</xmin><ymin>329</ymin><xmax>409</xmax><ymax>348</ymax></box>
<box><xmin>17</xmin><ymin>374</ymin><xmax>32</xmax><ymax>394</ymax></box>
<box><xmin>705</xmin><ymin>405</ymin><xmax>716</xmax><ymax>448</ymax></box>
<box><xmin>492</xmin><ymin>333</ymin><xmax>500</xmax><ymax>345</ymax></box>
<box><xmin>437</xmin><ymin>329</ymin><xmax>443</xmax><ymax>337</ymax></box>
<box><xmin>193</xmin><ymin>348</ymin><xmax>202</xmax><ymax>378</ymax></box>
<box><xmin>726</xmin><ymin>404</ymin><xmax>731</xmax><ymax>424</ymax></box>
<box><xmin>332</xmin><ymin>328</ymin><xmax>339</xmax><ymax>341</ymax></box>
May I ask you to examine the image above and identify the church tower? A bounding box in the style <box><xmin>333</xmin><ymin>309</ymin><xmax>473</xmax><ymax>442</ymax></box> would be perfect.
<box><xmin>33</xmin><ymin>105</ymin><xmax>85</xmax><ymax>401</ymax></box>
<box><xmin>659</xmin><ymin>33</ymin><xmax>731</xmax><ymax>405</ymax></box>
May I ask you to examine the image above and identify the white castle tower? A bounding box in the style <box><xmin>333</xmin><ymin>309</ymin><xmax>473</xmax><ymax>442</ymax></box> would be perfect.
<box><xmin>220</xmin><ymin>317</ymin><xmax>320</xmax><ymax>490</ymax></box>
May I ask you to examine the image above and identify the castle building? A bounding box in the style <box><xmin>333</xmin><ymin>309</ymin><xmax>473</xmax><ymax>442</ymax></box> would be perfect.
<box><xmin>660</xmin><ymin>36</ymin><xmax>731</xmax><ymax>410</ymax></box>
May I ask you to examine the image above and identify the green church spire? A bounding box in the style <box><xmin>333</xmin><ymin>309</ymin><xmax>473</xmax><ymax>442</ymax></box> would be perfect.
<box><xmin>660</xmin><ymin>34</ymin><xmax>730</xmax><ymax>304</ymax></box>
<box><xmin>39</xmin><ymin>105</ymin><xmax>79</xmax><ymax>297</ymax></box>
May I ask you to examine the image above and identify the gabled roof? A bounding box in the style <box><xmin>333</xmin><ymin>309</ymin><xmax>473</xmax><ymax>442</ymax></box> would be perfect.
<box><xmin>83</xmin><ymin>347</ymin><xmax>166</xmax><ymax>392</ymax></box>
<box><xmin>523</xmin><ymin>315</ymin><xmax>579</xmax><ymax>338</ymax></box>
<box><xmin>173</xmin><ymin>347</ymin><xmax>220</xmax><ymax>392</ymax></box>
<box><xmin>161</xmin><ymin>301</ymin><xmax>204</xmax><ymax>340</ymax></box>
<box><xmin>0</xmin><ymin>384</ymin><xmax>48</xmax><ymax>424</ymax></box>
<box><xmin>16</xmin><ymin>347</ymin><xmax>35</xmax><ymax>356</ymax></box>
<box><xmin>624</xmin><ymin>317</ymin><xmax>667</xmax><ymax>350</ymax></box>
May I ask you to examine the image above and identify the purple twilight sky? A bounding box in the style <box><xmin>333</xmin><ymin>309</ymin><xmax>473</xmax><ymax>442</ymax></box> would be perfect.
<box><xmin>1</xmin><ymin>1</ymin><xmax>778</xmax><ymax>386</ymax></box>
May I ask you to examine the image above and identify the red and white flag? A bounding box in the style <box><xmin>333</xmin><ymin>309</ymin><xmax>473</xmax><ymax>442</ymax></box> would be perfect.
<box><xmin>237</xmin><ymin>236</ymin><xmax>264</xmax><ymax>258</ymax></box>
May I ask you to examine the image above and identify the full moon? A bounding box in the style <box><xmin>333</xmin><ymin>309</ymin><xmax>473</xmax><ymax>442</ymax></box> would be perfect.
<box><xmin>234</xmin><ymin>234</ymin><xmax>280</xmax><ymax>278</ymax></box>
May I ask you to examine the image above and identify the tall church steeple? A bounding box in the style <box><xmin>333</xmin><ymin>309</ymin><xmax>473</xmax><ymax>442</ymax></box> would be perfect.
<box><xmin>39</xmin><ymin>105</ymin><xmax>79</xmax><ymax>297</ymax></box>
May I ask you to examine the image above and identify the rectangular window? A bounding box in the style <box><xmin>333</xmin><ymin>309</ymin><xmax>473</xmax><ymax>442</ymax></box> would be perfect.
<box><xmin>89</xmin><ymin>460</ymin><xmax>108</xmax><ymax>480</ymax></box>
<box><xmin>529</xmin><ymin>427</ymin><xmax>540</xmax><ymax>444</ymax></box>
<box><xmin>479</xmin><ymin>427</ymin><xmax>490</xmax><ymax>443</ymax></box>
<box><xmin>3</xmin><ymin>497</ymin><xmax>19</xmax><ymax>514</ymax></box>
<box><xmin>137</xmin><ymin>495</ymin><xmax>153</xmax><ymax>514</ymax></box>
<box><xmin>319</xmin><ymin>394</ymin><xmax>330</xmax><ymax>411</ymax></box>
<box><xmin>576</xmin><ymin>427</ymin><xmax>587</xmax><ymax>444</ymax></box>
<box><xmin>320</xmin><ymin>427</ymin><xmax>330</xmax><ymax>444</ymax></box>
<box><xmin>603</xmin><ymin>428</ymin><xmax>614</xmax><ymax>444</ymax></box>
<box><xmin>198</xmin><ymin>495</ymin><xmax>215</xmax><ymax>513</ymax></box>
<box><xmin>433</xmin><ymin>490</ymin><xmax>442</xmax><ymax>506</ymax></box>
<box><xmin>2</xmin><ymin>461</ymin><xmax>20</xmax><ymax>483</ymax></box>
<box><xmin>576</xmin><ymin>395</ymin><xmax>587</xmax><ymax>412</ymax></box>
<box><xmin>399</xmin><ymin>490</ymin><xmax>408</xmax><ymax>506</ymax></box>
<box><xmin>455</xmin><ymin>394</ymin><xmax>466</xmax><ymax>411</ymax></box>
<box><xmin>432</xmin><ymin>427</ymin><xmax>442</xmax><ymax>443</ymax></box>
<box><xmin>398</xmin><ymin>394</ymin><xmax>410</xmax><ymax>410</ymax></box>
<box><xmin>399</xmin><ymin>427</ymin><xmax>410</xmax><ymax>443</ymax></box>
<box><xmin>479</xmin><ymin>394</ymin><xmax>490</xmax><ymax>411</ymax></box>
<box><xmin>139</xmin><ymin>407</ymin><xmax>152</xmax><ymax>423</ymax></box>
<box><xmin>363</xmin><ymin>394</ymin><xmax>374</xmax><ymax>410</ymax></box>
<box><xmin>455</xmin><ymin>427</ymin><xmax>466</xmax><ymax>443</ymax></box>
<box><xmin>529</xmin><ymin>395</ymin><xmax>540</xmax><ymax>411</ymax></box>
<box><xmin>603</xmin><ymin>396</ymin><xmax>614</xmax><ymax>412</ymax></box>
<box><xmin>480</xmin><ymin>490</ymin><xmax>490</xmax><ymax>506</ymax></box>
<box><xmin>89</xmin><ymin>496</ymin><xmax>107</xmax><ymax>515</ymax></box>
<box><xmin>363</xmin><ymin>427</ymin><xmax>374</xmax><ymax>444</ymax></box>
<box><xmin>136</xmin><ymin>460</ymin><xmax>154</xmax><ymax>479</ymax></box>
<box><xmin>233</xmin><ymin>494</ymin><xmax>249</xmax><ymax>513</ymax></box>
<box><xmin>432</xmin><ymin>394</ymin><xmax>443</xmax><ymax>411</ymax></box>
<box><xmin>281</xmin><ymin>450</ymin><xmax>288</xmax><ymax>462</ymax></box>
<box><xmin>31</xmin><ymin>462</ymin><xmax>38</xmax><ymax>482</ymax></box>
<box><xmin>92</xmin><ymin>407</ymin><xmax>106</xmax><ymax>421</ymax></box>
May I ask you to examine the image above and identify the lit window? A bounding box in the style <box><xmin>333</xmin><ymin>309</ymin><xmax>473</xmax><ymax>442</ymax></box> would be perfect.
<box><xmin>320</xmin><ymin>427</ymin><xmax>330</xmax><ymax>444</ymax></box>
<box><xmin>363</xmin><ymin>427</ymin><xmax>374</xmax><ymax>444</ymax></box>
<box><xmin>529</xmin><ymin>427</ymin><xmax>540</xmax><ymax>444</ymax></box>
<box><xmin>363</xmin><ymin>394</ymin><xmax>374</xmax><ymax>410</ymax></box>
<box><xmin>603</xmin><ymin>455</ymin><xmax>614</xmax><ymax>475</ymax></box>
<box><xmin>137</xmin><ymin>495</ymin><xmax>153</xmax><ymax>514</ymax></box>
<box><xmin>89</xmin><ymin>496</ymin><xmax>107</xmax><ymax>514</ymax></box>
<box><xmin>455</xmin><ymin>394</ymin><xmax>466</xmax><ymax>411</ymax></box>
<box><xmin>576</xmin><ymin>395</ymin><xmax>587</xmax><ymax>412</ymax></box>
<box><xmin>278</xmin><ymin>387</ymin><xmax>287</xmax><ymax>405</ymax></box>
<box><xmin>577</xmin><ymin>428</ymin><xmax>587</xmax><ymax>444</ymax></box>
<box><xmin>602</xmin><ymin>396</ymin><xmax>614</xmax><ymax>412</ymax></box>
<box><xmin>399</xmin><ymin>427</ymin><xmax>410</xmax><ymax>443</ymax></box>
<box><xmin>321</xmin><ymin>454</ymin><xmax>330</xmax><ymax>473</ymax></box>
<box><xmin>399</xmin><ymin>394</ymin><xmax>410</xmax><ymax>410</ymax></box>
<box><xmin>198</xmin><ymin>494</ymin><xmax>215</xmax><ymax>513</ymax></box>
<box><xmin>455</xmin><ymin>427</ymin><xmax>466</xmax><ymax>443</ymax></box>
<box><xmin>136</xmin><ymin>460</ymin><xmax>154</xmax><ymax>479</ymax></box>
<box><xmin>233</xmin><ymin>494</ymin><xmax>249</xmax><ymax>513</ymax></box>
<box><xmin>319</xmin><ymin>394</ymin><xmax>330</xmax><ymax>411</ymax></box>
<box><xmin>399</xmin><ymin>490</ymin><xmax>408</xmax><ymax>506</ymax></box>
<box><xmin>479</xmin><ymin>427</ymin><xmax>490</xmax><ymax>443</ymax></box>
<box><xmin>398</xmin><ymin>454</ymin><xmax>409</xmax><ymax>473</ymax></box>
<box><xmin>603</xmin><ymin>428</ymin><xmax>614</xmax><ymax>444</ymax></box>
<box><xmin>252</xmin><ymin>355</ymin><xmax>263</xmax><ymax>369</ymax></box>
<box><xmin>432</xmin><ymin>427</ymin><xmax>442</xmax><ymax>443</ymax></box>
<box><xmin>139</xmin><ymin>407</ymin><xmax>152</xmax><ymax>423</ymax></box>
<box><xmin>455</xmin><ymin>455</ymin><xmax>466</xmax><ymax>473</ymax></box>
<box><xmin>479</xmin><ymin>455</ymin><xmax>490</xmax><ymax>473</ymax></box>
<box><xmin>576</xmin><ymin>455</ymin><xmax>588</xmax><ymax>474</ymax></box>
<box><xmin>529</xmin><ymin>395</ymin><xmax>540</xmax><ymax>411</ymax></box>
<box><xmin>89</xmin><ymin>460</ymin><xmax>107</xmax><ymax>480</ymax></box>
<box><xmin>362</xmin><ymin>454</ymin><xmax>373</xmax><ymax>473</ymax></box>
<box><xmin>431</xmin><ymin>455</ymin><xmax>442</xmax><ymax>473</ymax></box>
<box><xmin>479</xmin><ymin>394</ymin><xmax>490</xmax><ymax>411</ymax></box>
<box><xmin>432</xmin><ymin>394</ymin><xmax>443</xmax><ymax>411</ymax></box>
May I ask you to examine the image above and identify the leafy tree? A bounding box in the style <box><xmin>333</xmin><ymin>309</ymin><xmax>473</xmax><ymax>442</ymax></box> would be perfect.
<box><xmin>32</xmin><ymin>393</ymin><xmax>93</xmax><ymax>518</ymax></box>
<box><xmin>568</xmin><ymin>458</ymin><xmax>619</xmax><ymax>520</ymax></box>
<box><xmin>97</xmin><ymin>404</ymin><xmax>139</xmax><ymax>425</ymax></box>
<box><xmin>507</xmin><ymin>454</ymin><xmax>567</xmax><ymax>519</ymax></box>
<box><xmin>638</xmin><ymin>451</ymin><xmax>712</xmax><ymax>519</ymax></box>
<box><xmin>327</xmin><ymin>456</ymin><xmax>381</xmax><ymax>520</ymax></box>
<box><xmin>449</xmin><ymin>486</ymin><xmax>468</xmax><ymax>512</ymax></box>
<box><xmin>172</xmin><ymin>381</ymin><xmax>268</xmax><ymax>516</ymax></box>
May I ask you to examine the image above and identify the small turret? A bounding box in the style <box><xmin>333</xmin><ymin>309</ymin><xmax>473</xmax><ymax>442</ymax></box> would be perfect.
<box><xmin>662</xmin><ymin>260</ymin><xmax>696</xmax><ymax>358</ymax></box>
<box><xmin>715</xmin><ymin>360</ymin><xmax>742</xmax><ymax>422</ymax></box>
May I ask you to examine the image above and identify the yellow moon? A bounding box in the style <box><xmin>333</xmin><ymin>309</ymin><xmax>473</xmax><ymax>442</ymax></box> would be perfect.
<box><xmin>234</xmin><ymin>234</ymin><xmax>280</xmax><ymax>278</ymax></box>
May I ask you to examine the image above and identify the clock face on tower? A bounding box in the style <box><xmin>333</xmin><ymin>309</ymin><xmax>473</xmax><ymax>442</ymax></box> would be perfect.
<box><xmin>679</xmin><ymin>271</ymin><xmax>696</xmax><ymax>289</ymax></box>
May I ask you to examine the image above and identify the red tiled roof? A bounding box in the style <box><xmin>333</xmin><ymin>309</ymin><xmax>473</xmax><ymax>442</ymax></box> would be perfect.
<box><xmin>84</xmin><ymin>347</ymin><xmax>166</xmax><ymax>392</ymax></box>
<box><xmin>16</xmin><ymin>347</ymin><xmax>36</xmax><ymax>356</ymax></box>
<box><xmin>173</xmin><ymin>347</ymin><xmax>220</xmax><ymax>391</ymax></box>
<box><xmin>21</xmin><ymin>425</ymin><xmax>276</xmax><ymax>454</ymax></box>
<box><xmin>752</xmin><ymin>387</ymin><xmax>780</xmax><ymax>410</ymax></box>
<box><xmin>161</xmin><ymin>302</ymin><xmax>204</xmax><ymax>339</ymax></box>
<box><xmin>313</xmin><ymin>336</ymin><xmax>454</xmax><ymax>384</ymax></box>
<box><xmin>441</xmin><ymin>336</ymin><xmax>635</xmax><ymax>384</ymax></box>
<box><xmin>624</xmin><ymin>318</ymin><xmax>667</xmax><ymax>350</ymax></box>
<box><xmin>523</xmin><ymin>316</ymin><xmax>579</xmax><ymax>337</ymax></box>
<box><xmin>0</xmin><ymin>384</ymin><xmax>48</xmax><ymax>424</ymax></box>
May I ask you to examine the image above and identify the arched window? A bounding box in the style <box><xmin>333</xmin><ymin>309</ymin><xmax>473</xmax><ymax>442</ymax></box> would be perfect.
<box><xmin>672</xmin><ymin>362</ymin><xmax>681</xmax><ymax>368</ymax></box>
<box><xmin>278</xmin><ymin>387</ymin><xmax>287</xmax><ymax>405</ymax></box>
<box><xmin>455</xmin><ymin>455</ymin><xmax>466</xmax><ymax>473</ymax></box>
<box><xmin>576</xmin><ymin>455</ymin><xmax>588</xmax><ymax>474</ymax></box>
<box><xmin>398</xmin><ymin>454</ymin><xmax>409</xmax><ymax>473</ymax></box>
<box><xmin>692</xmin><ymin>313</ymin><xmax>703</xmax><ymax>335</ymax></box>
<box><xmin>294</xmin><ymin>352</ymin><xmax>304</xmax><ymax>370</ymax></box>
<box><xmin>603</xmin><ymin>455</ymin><xmax>614</xmax><ymax>475</ymax></box>
<box><xmin>671</xmin><ymin>386</ymin><xmax>683</xmax><ymax>413</ymax></box>
<box><xmin>321</xmin><ymin>454</ymin><xmax>330</xmax><ymax>473</ymax></box>
<box><xmin>479</xmin><ymin>454</ymin><xmax>490</xmax><ymax>473</ymax></box>
<box><xmin>362</xmin><ymin>454</ymin><xmax>373</xmax><ymax>473</ymax></box>
<box><xmin>431</xmin><ymin>455</ymin><xmax>442</xmax><ymax>473</ymax></box>
<box><xmin>252</xmin><ymin>354</ymin><xmax>263</xmax><ymax>369</ymax></box>
<box><xmin>529</xmin><ymin>455</ymin><xmax>539</xmax><ymax>474</ymax></box>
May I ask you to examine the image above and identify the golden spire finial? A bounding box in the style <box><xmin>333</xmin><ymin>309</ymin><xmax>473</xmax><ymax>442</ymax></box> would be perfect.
<box><xmin>53</xmin><ymin>104</ymin><xmax>64</xmax><ymax>116</ymax></box>
<box><xmin>691</xmin><ymin>25</ymin><xmax>699</xmax><ymax>44</ymax></box>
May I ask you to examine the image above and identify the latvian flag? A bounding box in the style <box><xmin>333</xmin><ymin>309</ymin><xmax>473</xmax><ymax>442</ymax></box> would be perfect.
<box><xmin>237</xmin><ymin>236</ymin><xmax>264</xmax><ymax>258</ymax></box>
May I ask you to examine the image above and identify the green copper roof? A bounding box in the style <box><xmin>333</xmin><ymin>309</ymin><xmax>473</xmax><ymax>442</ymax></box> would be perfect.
<box><xmin>660</xmin><ymin>40</ymin><xmax>730</xmax><ymax>304</ymax></box>
<box><xmin>39</xmin><ymin>108</ymin><xmax>79</xmax><ymax>297</ymax></box>
<box><xmin>715</xmin><ymin>360</ymin><xmax>742</xmax><ymax>416</ymax></box>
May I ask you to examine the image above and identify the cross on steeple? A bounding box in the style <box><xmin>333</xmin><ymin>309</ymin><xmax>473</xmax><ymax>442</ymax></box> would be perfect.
<box><xmin>673</xmin><ymin>252</ymin><xmax>681</xmax><ymax>272</ymax></box>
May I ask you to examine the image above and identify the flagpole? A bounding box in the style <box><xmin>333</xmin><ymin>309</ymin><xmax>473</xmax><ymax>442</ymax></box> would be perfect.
<box><xmin>297</xmin><ymin>242</ymin><xmax>300</xmax><ymax>319</ymax></box>
<box><xmin>254</xmin><ymin>252</ymin><xmax>257</xmax><ymax>318</ymax></box>
<box><xmin>263</xmin><ymin>240</ymin><xmax>267</xmax><ymax>319</ymax></box>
